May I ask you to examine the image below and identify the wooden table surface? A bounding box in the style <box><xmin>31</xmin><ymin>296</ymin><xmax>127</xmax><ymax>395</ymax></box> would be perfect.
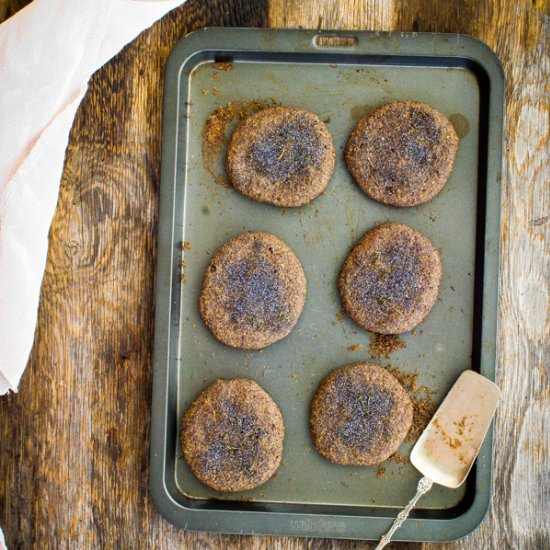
<box><xmin>1</xmin><ymin>0</ymin><xmax>548</xmax><ymax>548</ymax></box>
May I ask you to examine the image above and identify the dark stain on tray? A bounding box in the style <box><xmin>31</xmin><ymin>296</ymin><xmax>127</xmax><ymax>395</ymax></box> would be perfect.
<box><xmin>350</xmin><ymin>104</ymin><xmax>373</xmax><ymax>121</ymax></box>
<box><xmin>449</xmin><ymin>113</ymin><xmax>470</xmax><ymax>139</ymax></box>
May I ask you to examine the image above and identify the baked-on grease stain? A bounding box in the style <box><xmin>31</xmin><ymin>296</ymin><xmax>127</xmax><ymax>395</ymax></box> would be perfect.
<box><xmin>350</xmin><ymin>104</ymin><xmax>373</xmax><ymax>121</ymax></box>
<box><xmin>449</xmin><ymin>113</ymin><xmax>470</xmax><ymax>139</ymax></box>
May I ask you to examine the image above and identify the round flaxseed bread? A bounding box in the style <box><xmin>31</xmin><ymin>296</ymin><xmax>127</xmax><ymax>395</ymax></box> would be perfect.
<box><xmin>199</xmin><ymin>231</ymin><xmax>306</xmax><ymax>349</ymax></box>
<box><xmin>310</xmin><ymin>363</ymin><xmax>413</xmax><ymax>466</ymax></box>
<box><xmin>227</xmin><ymin>106</ymin><xmax>335</xmax><ymax>207</ymax></box>
<box><xmin>345</xmin><ymin>101</ymin><xmax>459</xmax><ymax>206</ymax></box>
<box><xmin>339</xmin><ymin>222</ymin><xmax>441</xmax><ymax>334</ymax></box>
<box><xmin>181</xmin><ymin>378</ymin><xmax>285</xmax><ymax>492</ymax></box>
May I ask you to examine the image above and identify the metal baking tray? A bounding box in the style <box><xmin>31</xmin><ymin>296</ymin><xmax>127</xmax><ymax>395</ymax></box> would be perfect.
<box><xmin>150</xmin><ymin>28</ymin><xmax>504</xmax><ymax>542</ymax></box>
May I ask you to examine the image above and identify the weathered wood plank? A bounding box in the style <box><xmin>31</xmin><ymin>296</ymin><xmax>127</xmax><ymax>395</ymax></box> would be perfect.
<box><xmin>0</xmin><ymin>0</ymin><xmax>547</xmax><ymax>548</ymax></box>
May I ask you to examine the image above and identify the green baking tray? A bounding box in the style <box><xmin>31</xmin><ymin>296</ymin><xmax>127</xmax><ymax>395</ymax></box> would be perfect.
<box><xmin>150</xmin><ymin>28</ymin><xmax>504</xmax><ymax>542</ymax></box>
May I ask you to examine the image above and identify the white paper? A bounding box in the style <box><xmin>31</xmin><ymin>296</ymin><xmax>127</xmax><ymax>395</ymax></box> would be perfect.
<box><xmin>0</xmin><ymin>0</ymin><xmax>185</xmax><ymax>395</ymax></box>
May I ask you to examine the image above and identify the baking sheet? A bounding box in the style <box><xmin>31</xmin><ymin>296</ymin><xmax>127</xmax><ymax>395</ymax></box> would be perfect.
<box><xmin>150</xmin><ymin>28</ymin><xmax>504</xmax><ymax>542</ymax></box>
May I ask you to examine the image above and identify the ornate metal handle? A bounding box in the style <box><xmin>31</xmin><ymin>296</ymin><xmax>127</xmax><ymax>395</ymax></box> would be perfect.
<box><xmin>375</xmin><ymin>476</ymin><xmax>434</xmax><ymax>549</ymax></box>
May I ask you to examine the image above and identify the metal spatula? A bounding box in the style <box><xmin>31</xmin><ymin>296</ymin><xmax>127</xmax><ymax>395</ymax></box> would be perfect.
<box><xmin>375</xmin><ymin>370</ymin><xmax>501</xmax><ymax>549</ymax></box>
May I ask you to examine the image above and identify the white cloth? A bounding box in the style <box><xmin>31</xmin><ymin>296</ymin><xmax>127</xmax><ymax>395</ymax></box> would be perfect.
<box><xmin>0</xmin><ymin>0</ymin><xmax>185</xmax><ymax>395</ymax></box>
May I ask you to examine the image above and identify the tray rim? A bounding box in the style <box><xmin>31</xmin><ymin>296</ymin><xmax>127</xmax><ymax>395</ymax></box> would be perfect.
<box><xmin>150</xmin><ymin>27</ymin><xmax>505</xmax><ymax>542</ymax></box>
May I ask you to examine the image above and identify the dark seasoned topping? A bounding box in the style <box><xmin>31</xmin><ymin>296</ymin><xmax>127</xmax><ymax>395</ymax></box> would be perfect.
<box><xmin>198</xmin><ymin>399</ymin><xmax>266</xmax><ymax>478</ymax></box>
<box><xmin>331</xmin><ymin>374</ymin><xmax>395</xmax><ymax>451</ymax></box>
<box><xmin>249</xmin><ymin>116</ymin><xmax>323</xmax><ymax>182</ymax></box>
<box><xmin>359</xmin><ymin>105</ymin><xmax>442</xmax><ymax>193</ymax></box>
<box><xmin>219</xmin><ymin>245</ymin><xmax>290</xmax><ymax>333</ymax></box>
<box><xmin>398</xmin><ymin>107</ymin><xmax>441</xmax><ymax>164</ymax></box>
<box><xmin>349</xmin><ymin>234</ymin><xmax>423</xmax><ymax>316</ymax></box>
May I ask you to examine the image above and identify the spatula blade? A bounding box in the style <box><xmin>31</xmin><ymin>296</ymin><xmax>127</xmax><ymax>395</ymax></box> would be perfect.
<box><xmin>410</xmin><ymin>370</ymin><xmax>500</xmax><ymax>488</ymax></box>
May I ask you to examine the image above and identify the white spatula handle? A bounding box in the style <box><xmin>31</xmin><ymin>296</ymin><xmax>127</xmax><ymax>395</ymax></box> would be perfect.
<box><xmin>375</xmin><ymin>476</ymin><xmax>434</xmax><ymax>549</ymax></box>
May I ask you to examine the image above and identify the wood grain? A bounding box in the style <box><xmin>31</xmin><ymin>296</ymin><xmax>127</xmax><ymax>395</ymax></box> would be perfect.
<box><xmin>0</xmin><ymin>0</ymin><xmax>548</xmax><ymax>549</ymax></box>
